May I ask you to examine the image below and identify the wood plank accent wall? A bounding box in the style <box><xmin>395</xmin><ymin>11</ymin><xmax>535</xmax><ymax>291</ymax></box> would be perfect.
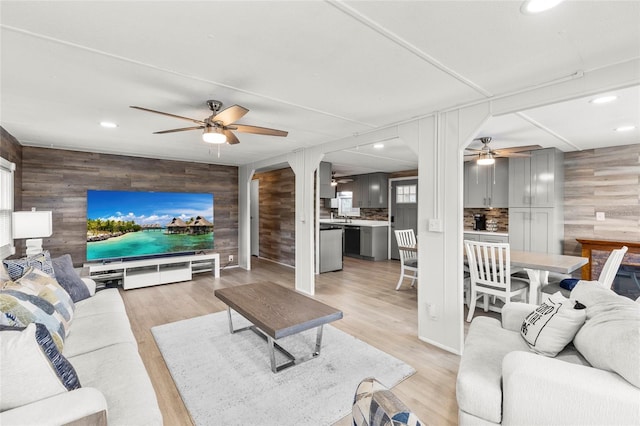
<box><xmin>253</xmin><ymin>167</ymin><xmax>295</xmax><ymax>267</ymax></box>
<box><xmin>563</xmin><ymin>144</ymin><xmax>640</xmax><ymax>257</ymax></box>
<box><xmin>16</xmin><ymin>145</ymin><xmax>238</xmax><ymax>266</ymax></box>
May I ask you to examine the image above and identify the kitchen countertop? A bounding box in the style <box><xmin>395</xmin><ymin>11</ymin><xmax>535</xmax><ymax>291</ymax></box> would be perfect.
<box><xmin>464</xmin><ymin>229</ymin><xmax>509</xmax><ymax>237</ymax></box>
<box><xmin>319</xmin><ymin>219</ymin><xmax>389</xmax><ymax>227</ymax></box>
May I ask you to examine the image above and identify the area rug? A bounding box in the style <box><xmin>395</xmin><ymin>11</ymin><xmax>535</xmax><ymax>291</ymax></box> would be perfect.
<box><xmin>151</xmin><ymin>311</ymin><xmax>415</xmax><ymax>426</ymax></box>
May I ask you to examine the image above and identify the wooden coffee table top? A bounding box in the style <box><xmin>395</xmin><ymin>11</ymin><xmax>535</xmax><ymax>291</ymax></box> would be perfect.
<box><xmin>214</xmin><ymin>282</ymin><xmax>343</xmax><ymax>340</ymax></box>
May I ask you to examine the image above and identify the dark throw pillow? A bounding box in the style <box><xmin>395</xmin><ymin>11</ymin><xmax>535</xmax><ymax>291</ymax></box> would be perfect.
<box><xmin>559</xmin><ymin>278</ymin><xmax>580</xmax><ymax>291</ymax></box>
<box><xmin>52</xmin><ymin>254</ymin><xmax>90</xmax><ymax>303</ymax></box>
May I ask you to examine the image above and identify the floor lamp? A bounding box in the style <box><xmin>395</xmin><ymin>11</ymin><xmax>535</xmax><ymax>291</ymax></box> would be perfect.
<box><xmin>12</xmin><ymin>209</ymin><xmax>53</xmax><ymax>256</ymax></box>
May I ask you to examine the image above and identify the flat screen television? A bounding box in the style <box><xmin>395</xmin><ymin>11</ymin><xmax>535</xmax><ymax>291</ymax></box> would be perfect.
<box><xmin>86</xmin><ymin>189</ymin><xmax>214</xmax><ymax>262</ymax></box>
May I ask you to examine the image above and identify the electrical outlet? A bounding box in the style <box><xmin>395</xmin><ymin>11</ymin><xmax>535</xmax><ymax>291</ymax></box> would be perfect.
<box><xmin>228</xmin><ymin>255</ymin><xmax>234</xmax><ymax>262</ymax></box>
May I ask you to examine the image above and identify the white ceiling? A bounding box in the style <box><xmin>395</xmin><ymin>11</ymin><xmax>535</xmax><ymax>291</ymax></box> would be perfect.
<box><xmin>1</xmin><ymin>1</ymin><xmax>639</xmax><ymax>177</ymax></box>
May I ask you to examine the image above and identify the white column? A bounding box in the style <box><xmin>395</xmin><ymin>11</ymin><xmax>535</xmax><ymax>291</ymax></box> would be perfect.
<box><xmin>410</xmin><ymin>104</ymin><xmax>490</xmax><ymax>354</ymax></box>
<box><xmin>238</xmin><ymin>165</ymin><xmax>255</xmax><ymax>270</ymax></box>
<box><xmin>288</xmin><ymin>149</ymin><xmax>323</xmax><ymax>295</ymax></box>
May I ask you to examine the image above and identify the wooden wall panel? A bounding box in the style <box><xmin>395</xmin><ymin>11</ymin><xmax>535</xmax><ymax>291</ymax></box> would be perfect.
<box><xmin>253</xmin><ymin>167</ymin><xmax>295</xmax><ymax>267</ymax></box>
<box><xmin>563</xmin><ymin>144</ymin><xmax>640</xmax><ymax>257</ymax></box>
<box><xmin>18</xmin><ymin>146</ymin><xmax>238</xmax><ymax>266</ymax></box>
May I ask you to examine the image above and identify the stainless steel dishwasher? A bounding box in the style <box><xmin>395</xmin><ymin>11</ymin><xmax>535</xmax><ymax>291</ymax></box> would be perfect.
<box><xmin>343</xmin><ymin>225</ymin><xmax>360</xmax><ymax>257</ymax></box>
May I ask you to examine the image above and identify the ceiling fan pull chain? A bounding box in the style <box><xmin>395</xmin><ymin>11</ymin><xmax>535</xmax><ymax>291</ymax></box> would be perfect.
<box><xmin>218</xmin><ymin>144</ymin><xmax>221</xmax><ymax>158</ymax></box>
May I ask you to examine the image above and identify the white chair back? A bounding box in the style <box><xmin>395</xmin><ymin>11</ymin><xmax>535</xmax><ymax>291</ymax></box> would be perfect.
<box><xmin>598</xmin><ymin>246</ymin><xmax>628</xmax><ymax>288</ymax></box>
<box><xmin>464</xmin><ymin>239</ymin><xmax>529</xmax><ymax>322</ymax></box>
<box><xmin>464</xmin><ymin>240</ymin><xmax>511</xmax><ymax>291</ymax></box>
<box><xmin>395</xmin><ymin>229</ymin><xmax>417</xmax><ymax>264</ymax></box>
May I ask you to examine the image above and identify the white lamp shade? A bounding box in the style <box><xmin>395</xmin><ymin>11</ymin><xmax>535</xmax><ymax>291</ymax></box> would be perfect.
<box><xmin>12</xmin><ymin>211</ymin><xmax>53</xmax><ymax>239</ymax></box>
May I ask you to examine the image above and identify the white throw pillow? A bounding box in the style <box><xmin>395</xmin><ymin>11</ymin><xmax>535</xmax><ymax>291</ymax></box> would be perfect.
<box><xmin>0</xmin><ymin>323</ymin><xmax>81</xmax><ymax>411</ymax></box>
<box><xmin>520</xmin><ymin>292</ymin><xmax>587</xmax><ymax>357</ymax></box>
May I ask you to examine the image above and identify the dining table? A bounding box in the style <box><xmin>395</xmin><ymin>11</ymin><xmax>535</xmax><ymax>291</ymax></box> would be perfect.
<box><xmin>398</xmin><ymin>243</ymin><xmax>589</xmax><ymax>304</ymax></box>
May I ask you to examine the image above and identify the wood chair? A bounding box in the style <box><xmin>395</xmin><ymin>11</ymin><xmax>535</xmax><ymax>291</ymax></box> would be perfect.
<box><xmin>464</xmin><ymin>240</ymin><xmax>529</xmax><ymax>322</ymax></box>
<box><xmin>541</xmin><ymin>246</ymin><xmax>629</xmax><ymax>299</ymax></box>
<box><xmin>394</xmin><ymin>229</ymin><xmax>417</xmax><ymax>290</ymax></box>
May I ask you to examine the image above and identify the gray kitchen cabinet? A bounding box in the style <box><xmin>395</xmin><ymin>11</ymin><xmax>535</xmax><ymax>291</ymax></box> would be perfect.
<box><xmin>508</xmin><ymin>148</ymin><xmax>564</xmax><ymax>254</ymax></box>
<box><xmin>319</xmin><ymin>161</ymin><xmax>335</xmax><ymax>199</ymax></box>
<box><xmin>464</xmin><ymin>158</ymin><xmax>508</xmax><ymax>208</ymax></box>
<box><xmin>352</xmin><ymin>173</ymin><xmax>389</xmax><ymax>208</ymax></box>
<box><xmin>509</xmin><ymin>148</ymin><xmax>561</xmax><ymax>208</ymax></box>
<box><xmin>352</xmin><ymin>174</ymin><xmax>368</xmax><ymax>207</ymax></box>
<box><xmin>508</xmin><ymin>207</ymin><xmax>562</xmax><ymax>254</ymax></box>
<box><xmin>360</xmin><ymin>226</ymin><xmax>388</xmax><ymax>260</ymax></box>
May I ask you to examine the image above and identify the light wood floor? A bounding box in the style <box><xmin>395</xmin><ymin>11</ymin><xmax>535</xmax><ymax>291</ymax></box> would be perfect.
<box><xmin>120</xmin><ymin>256</ymin><xmax>474</xmax><ymax>425</ymax></box>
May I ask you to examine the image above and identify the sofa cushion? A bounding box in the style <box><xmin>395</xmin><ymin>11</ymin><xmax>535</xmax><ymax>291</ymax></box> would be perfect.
<box><xmin>457</xmin><ymin>316</ymin><xmax>529</xmax><ymax>424</ymax></box>
<box><xmin>52</xmin><ymin>255</ymin><xmax>90</xmax><ymax>303</ymax></box>
<box><xmin>0</xmin><ymin>323</ymin><xmax>81</xmax><ymax>411</ymax></box>
<box><xmin>571</xmin><ymin>281</ymin><xmax>640</xmax><ymax>387</ymax></box>
<box><xmin>3</xmin><ymin>251</ymin><xmax>55</xmax><ymax>280</ymax></box>
<box><xmin>62</xmin><ymin>312</ymin><xmax>136</xmax><ymax>358</ymax></box>
<box><xmin>72</xmin><ymin>288</ymin><xmax>127</xmax><ymax>319</ymax></box>
<box><xmin>520</xmin><ymin>291</ymin><xmax>587</xmax><ymax>357</ymax></box>
<box><xmin>0</xmin><ymin>287</ymin><xmax>66</xmax><ymax>351</ymax></box>
<box><xmin>68</xmin><ymin>343</ymin><xmax>162</xmax><ymax>426</ymax></box>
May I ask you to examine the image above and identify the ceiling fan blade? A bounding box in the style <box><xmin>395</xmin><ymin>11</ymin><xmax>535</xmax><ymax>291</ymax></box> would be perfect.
<box><xmin>224</xmin><ymin>129</ymin><xmax>240</xmax><ymax>145</ymax></box>
<box><xmin>495</xmin><ymin>145</ymin><xmax>542</xmax><ymax>154</ymax></box>
<box><xmin>231</xmin><ymin>124</ymin><xmax>288</xmax><ymax>137</ymax></box>
<box><xmin>212</xmin><ymin>105</ymin><xmax>249</xmax><ymax>125</ymax></box>
<box><xmin>130</xmin><ymin>106</ymin><xmax>205</xmax><ymax>125</ymax></box>
<box><xmin>494</xmin><ymin>152</ymin><xmax>532</xmax><ymax>158</ymax></box>
<box><xmin>153</xmin><ymin>126</ymin><xmax>205</xmax><ymax>134</ymax></box>
<box><xmin>464</xmin><ymin>147</ymin><xmax>483</xmax><ymax>152</ymax></box>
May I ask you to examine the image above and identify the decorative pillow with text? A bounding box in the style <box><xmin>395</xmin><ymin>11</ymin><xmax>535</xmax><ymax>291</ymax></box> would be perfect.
<box><xmin>520</xmin><ymin>292</ymin><xmax>587</xmax><ymax>357</ymax></box>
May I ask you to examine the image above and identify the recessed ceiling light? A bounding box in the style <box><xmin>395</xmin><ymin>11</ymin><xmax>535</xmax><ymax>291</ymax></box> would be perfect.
<box><xmin>521</xmin><ymin>0</ymin><xmax>564</xmax><ymax>14</ymax></box>
<box><xmin>373</xmin><ymin>143</ymin><xmax>384</xmax><ymax>149</ymax></box>
<box><xmin>590</xmin><ymin>95</ymin><xmax>618</xmax><ymax>104</ymax></box>
<box><xmin>100</xmin><ymin>121</ymin><xmax>118</xmax><ymax>128</ymax></box>
<box><xmin>614</xmin><ymin>125</ymin><xmax>636</xmax><ymax>132</ymax></box>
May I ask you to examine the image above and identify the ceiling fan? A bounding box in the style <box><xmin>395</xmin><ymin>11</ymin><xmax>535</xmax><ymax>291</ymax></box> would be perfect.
<box><xmin>464</xmin><ymin>137</ymin><xmax>541</xmax><ymax>165</ymax></box>
<box><xmin>331</xmin><ymin>172</ymin><xmax>353</xmax><ymax>186</ymax></box>
<box><xmin>130</xmin><ymin>100</ymin><xmax>288</xmax><ymax>145</ymax></box>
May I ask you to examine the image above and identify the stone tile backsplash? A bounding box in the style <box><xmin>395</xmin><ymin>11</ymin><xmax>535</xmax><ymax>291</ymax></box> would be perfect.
<box><xmin>464</xmin><ymin>208</ymin><xmax>509</xmax><ymax>232</ymax></box>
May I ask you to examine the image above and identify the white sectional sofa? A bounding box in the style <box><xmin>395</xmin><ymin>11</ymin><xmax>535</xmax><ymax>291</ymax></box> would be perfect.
<box><xmin>457</xmin><ymin>280</ymin><xmax>640</xmax><ymax>425</ymax></box>
<box><xmin>1</xmin><ymin>278</ymin><xmax>162</xmax><ymax>425</ymax></box>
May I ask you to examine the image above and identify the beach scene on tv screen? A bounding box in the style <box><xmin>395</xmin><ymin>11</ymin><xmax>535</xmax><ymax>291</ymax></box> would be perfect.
<box><xmin>86</xmin><ymin>190</ymin><xmax>214</xmax><ymax>261</ymax></box>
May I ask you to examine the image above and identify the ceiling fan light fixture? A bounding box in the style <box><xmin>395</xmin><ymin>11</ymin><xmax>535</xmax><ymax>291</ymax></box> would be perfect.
<box><xmin>477</xmin><ymin>152</ymin><xmax>495</xmax><ymax>166</ymax></box>
<box><xmin>521</xmin><ymin>0</ymin><xmax>564</xmax><ymax>14</ymax></box>
<box><xmin>202</xmin><ymin>127</ymin><xmax>227</xmax><ymax>144</ymax></box>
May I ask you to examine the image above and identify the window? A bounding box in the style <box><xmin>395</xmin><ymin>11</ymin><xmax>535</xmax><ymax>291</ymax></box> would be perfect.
<box><xmin>0</xmin><ymin>156</ymin><xmax>15</xmax><ymax>259</ymax></box>
<box><xmin>396</xmin><ymin>184</ymin><xmax>417</xmax><ymax>204</ymax></box>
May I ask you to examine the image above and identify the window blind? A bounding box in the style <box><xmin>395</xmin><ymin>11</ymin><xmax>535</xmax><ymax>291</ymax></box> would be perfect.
<box><xmin>0</xmin><ymin>156</ymin><xmax>16</xmax><ymax>259</ymax></box>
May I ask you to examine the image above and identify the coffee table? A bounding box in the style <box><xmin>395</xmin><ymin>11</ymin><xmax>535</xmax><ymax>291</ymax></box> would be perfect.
<box><xmin>214</xmin><ymin>282</ymin><xmax>343</xmax><ymax>373</ymax></box>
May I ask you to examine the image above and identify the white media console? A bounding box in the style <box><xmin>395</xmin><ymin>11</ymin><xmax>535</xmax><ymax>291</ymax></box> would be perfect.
<box><xmin>85</xmin><ymin>253</ymin><xmax>220</xmax><ymax>290</ymax></box>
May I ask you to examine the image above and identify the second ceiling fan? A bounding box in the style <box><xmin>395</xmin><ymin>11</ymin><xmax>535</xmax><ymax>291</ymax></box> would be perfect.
<box><xmin>464</xmin><ymin>137</ymin><xmax>541</xmax><ymax>165</ymax></box>
<box><xmin>130</xmin><ymin>100</ymin><xmax>288</xmax><ymax>145</ymax></box>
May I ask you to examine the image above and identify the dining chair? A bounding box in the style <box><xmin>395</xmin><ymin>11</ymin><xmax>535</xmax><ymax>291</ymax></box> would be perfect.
<box><xmin>464</xmin><ymin>240</ymin><xmax>529</xmax><ymax>322</ymax></box>
<box><xmin>394</xmin><ymin>229</ymin><xmax>417</xmax><ymax>290</ymax></box>
<box><xmin>541</xmin><ymin>246</ymin><xmax>629</xmax><ymax>299</ymax></box>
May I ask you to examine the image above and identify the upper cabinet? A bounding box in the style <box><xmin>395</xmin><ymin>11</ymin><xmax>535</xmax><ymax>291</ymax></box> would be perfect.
<box><xmin>350</xmin><ymin>172</ymin><xmax>389</xmax><ymax>208</ymax></box>
<box><xmin>464</xmin><ymin>158</ymin><xmax>508</xmax><ymax>208</ymax></box>
<box><xmin>319</xmin><ymin>161</ymin><xmax>335</xmax><ymax>199</ymax></box>
<box><xmin>509</xmin><ymin>148</ymin><xmax>563</xmax><ymax>208</ymax></box>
